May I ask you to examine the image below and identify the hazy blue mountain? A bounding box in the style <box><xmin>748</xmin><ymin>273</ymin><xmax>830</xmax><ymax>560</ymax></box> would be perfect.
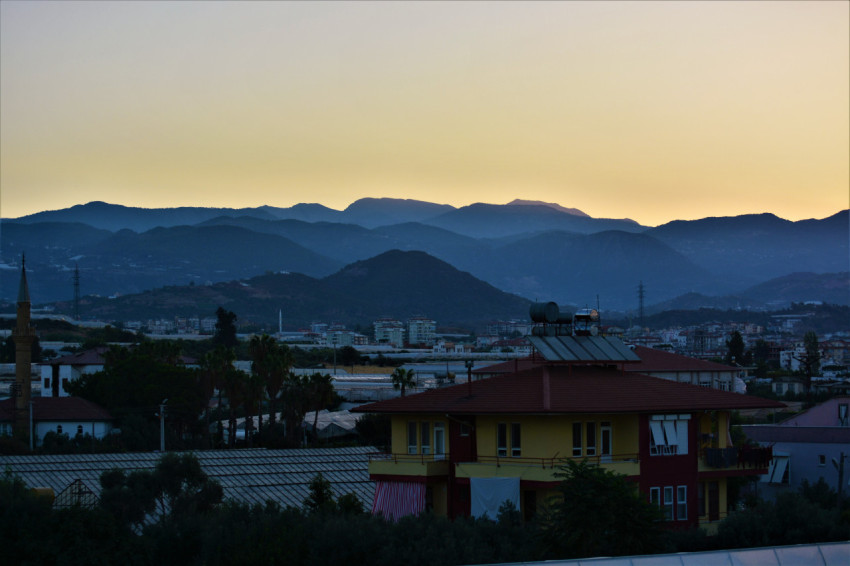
<box><xmin>0</xmin><ymin>224</ymin><xmax>341</xmax><ymax>303</ymax></box>
<box><xmin>340</xmin><ymin>198</ymin><xmax>456</xmax><ymax>228</ymax></box>
<box><xmin>470</xmin><ymin>230</ymin><xmax>717</xmax><ymax>310</ymax></box>
<box><xmin>46</xmin><ymin>250</ymin><xmax>532</xmax><ymax>330</ymax></box>
<box><xmin>9</xmin><ymin>201</ymin><xmax>279</xmax><ymax>232</ymax></box>
<box><xmin>738</xmin><ymin>271</ymin><xmax>850</xmax><ymax>306</ymax></box>
<box><xmin>646</xmin><ymin>211</ymin><xmax>849</xmax><ymax>286</ymax></box>
<box><xmin>422</xmin><ymin>203</ymin><xmax>644</xmax><ymax>238</ymax></box>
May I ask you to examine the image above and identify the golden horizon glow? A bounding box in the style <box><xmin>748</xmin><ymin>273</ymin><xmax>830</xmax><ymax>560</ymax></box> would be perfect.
<box><xmin>1</xmin><ymin>1</ymin><xmax>847</xmax><ymax>227</ymax></box>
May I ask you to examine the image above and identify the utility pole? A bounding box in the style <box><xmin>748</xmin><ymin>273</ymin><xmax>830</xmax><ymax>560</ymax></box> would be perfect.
<box><xmin>158</xmin><ymin>399</ymin><xmax>168</xmax><ymax>452</ymax></box>
<box><xmin>834</xmin><ymin>452</ymin><xmax>847</xmax><ymax>501</ymax></box>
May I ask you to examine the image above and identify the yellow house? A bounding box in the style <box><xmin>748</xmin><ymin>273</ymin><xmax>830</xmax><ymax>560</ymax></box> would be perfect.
<box><xmin>354</xmin><ymin>341</ymin><xmax>783</xmax><ymax>532</ymax></box>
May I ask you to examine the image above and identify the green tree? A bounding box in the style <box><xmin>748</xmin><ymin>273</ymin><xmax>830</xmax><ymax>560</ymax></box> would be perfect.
<box><xmin>337</xmin><ymin>345</ymin><xmax>361</xmax><ymax>372</ymax></box>
<box><xmin>538</xmin><ymin>459</ymin><xmax>664</xmax><ymax>559</ymax></box>
<box><xmin>200</xmin><ymin>346</ymin><xmax>235</xmax><ymax>447</ymax></box>
<box><xmin>280</xmin><ymin>372</ymin><xmax>311</xmax><ymax>447</ymax></box>
<box><xmin>213</xmin><ymin>307</ymin><xmax>238</xmax><ymax>350</ymax></box>
<box><xmin>725</xmin><ymin>331</ymin><xmax>745</xmax><ymax>365</ymax></box>
<box><xmin>222</xmin><ymin>367</ymin><xmax>249</xmax><ymax>446</ymax></box>
<box><xmin>153</xmin><ymin>452</ymin><xmax>223</xmax><ymax>519</ymax></box>
<box><xmin>303</xmin><ymin>472</ymin><xmax>336</xmax><ymax>513</ymax></box>
<box><xmin>66</xmin><ymin>343</ymin><xmax>207</xmax><ymax>449</ymax></box>
<box><xmin>308</xmin><ymin>372</ymin><xmax>335</xmax><ymax>439</ymax></box>
<box><xmin>391</xmin><ymin>367</ymin><xmax>416</xmax><ymax>397</ymax></box>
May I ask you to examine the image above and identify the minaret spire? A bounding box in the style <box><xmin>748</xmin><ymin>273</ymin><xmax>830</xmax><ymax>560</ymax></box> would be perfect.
<box><xmin>13</xmin><ymin>254</ymin><xmax>36</xmax><ymax>443</ymax></box>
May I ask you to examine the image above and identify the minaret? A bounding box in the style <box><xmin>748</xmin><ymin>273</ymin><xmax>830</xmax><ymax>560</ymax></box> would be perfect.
<box><xmin>13</xmin><ymin>255</ymin><xmax>36</xmax><ymax>440</ymax></box>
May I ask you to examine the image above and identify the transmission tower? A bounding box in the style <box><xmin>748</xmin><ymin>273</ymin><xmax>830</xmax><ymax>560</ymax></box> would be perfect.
<box><xmin>73</xmin><ymin>263</ymin><xmax>81</xmax><ymax>320</ymax></box>
<box><xmin>637</xmin><ymin>281</ymin><xmax>645</xmax><ymax>329</ymax></box>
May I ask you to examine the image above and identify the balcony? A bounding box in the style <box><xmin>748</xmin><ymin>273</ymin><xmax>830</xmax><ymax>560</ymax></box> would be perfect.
<box><xmin>700</xmin><ymin>445</ymin><xmax>773</xmax><ymax>472</ymax></box>
<box><xmin>367</xmin><ymin>452</ymin><xmax>451</xmax><ymax>478</ymax></box>
<box><xmin>455</xmin><ymin>453</ymin><xmax>640</xmax><ymax>483</ymax></box>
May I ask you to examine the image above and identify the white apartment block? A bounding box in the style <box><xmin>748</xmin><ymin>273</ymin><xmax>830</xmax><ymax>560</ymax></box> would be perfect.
<box><xmin>374</xmin><ymin>318</ymin><xmax>405</xmax><ymax>348</ymax></box>
<box><xmin>407</xmin><ymin>317</ymin><xmax>436</xmax><ymax>346</ymax></box>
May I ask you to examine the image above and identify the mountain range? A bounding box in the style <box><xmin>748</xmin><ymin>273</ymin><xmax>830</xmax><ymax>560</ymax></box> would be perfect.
<box><xmin>2</xmin><ymin>199</ymin><xmax>847</xmax><ymax>325</ymax></box>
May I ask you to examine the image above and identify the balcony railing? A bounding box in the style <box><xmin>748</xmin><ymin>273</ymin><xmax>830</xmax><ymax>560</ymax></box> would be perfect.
<box><xmin>367</xmin><ymin>452</ymin><xmax>639</xmax><ymax>468</ymax></box>
<box><xmin>702</xmin><ymin>445</ymin><xmax>773</xmax><ymax>469</ymax></box>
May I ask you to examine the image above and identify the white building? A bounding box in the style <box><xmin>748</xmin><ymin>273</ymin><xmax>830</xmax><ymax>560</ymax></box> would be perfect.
<box><xmin>407</xmin><ymin>317</ymin><xmax>436</xmax><ymax>346</ymax></box>
<box><xmin>374</xmin><ymin>318</ymin><xmax>404</xmax><ymax>348</ymax></box>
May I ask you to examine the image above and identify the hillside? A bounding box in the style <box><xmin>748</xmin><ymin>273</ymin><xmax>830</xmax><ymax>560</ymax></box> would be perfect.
<box><xmin>43</xmin><ymin>251</ymin><xmax>532</xmax><ymax>331</ymax></box>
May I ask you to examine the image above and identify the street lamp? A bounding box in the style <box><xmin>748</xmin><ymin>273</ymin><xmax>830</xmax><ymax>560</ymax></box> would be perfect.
<box><xmin>156</xmin><ymin>399</ymin><xmax>168</xmax><ymax>452</ymax></box>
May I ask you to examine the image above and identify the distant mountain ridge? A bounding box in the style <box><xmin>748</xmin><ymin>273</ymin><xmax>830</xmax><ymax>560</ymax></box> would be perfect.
<box><xmin>48</xmin><ymin>250</ymin><xmax>532</xmax><ymax>330</ymax></box>
<box><xmin>2</xmin><ymin>200</ymin><xmax>846</xmax><ymax>313</ymax></box>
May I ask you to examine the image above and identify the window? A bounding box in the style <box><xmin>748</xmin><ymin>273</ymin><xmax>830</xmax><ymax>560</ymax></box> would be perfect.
<box><xmin>698</xmin><ymin>482</ymin><xmax>706</xmax><ymax>516</ymax></box>
<box><xmin>511</xmin><ymin>423</ymin><xmax>521</xmax><ymax>457</ymax></box>
<box><xmin>839</xmin><ymin>404</ymin><xmax>849</xmax><ymax>426</ymax></box>
<box><xmin>572</xmin><ymin>422</ymin><xmax>582</xmax><ymax>456</ymax></box>
<box><xmin>77</xmin><ymin>425</ymin><xmax>84</xmax><ymax>435</ymax></box>
<box><xmin>408</xmin><ymin>422</ymin><xmax>417</xmax><ymax>454</ymax></box>
<box><xmin>677</xmin><ymin>486</ymin><xmax>687</xmax><ymax>521</ymax></box>
<box><xmin>57</xmin><ymin>425</ymin><xmax>63</xmax><ymax>434</ymax></box>
<box><xmin>600</xmin><ymin>422</ymin><xmax>612</xmax><ymax>458</ymax></box>
<box><xmin>420</xmin><ymin>422</ymin><xmax>431</xmax><ymax>455</ymax></box>
<box><xmin>497</xmin><ymin>423</ymin><xmax>507</xmax><ymax>457</ymax></box>
<box><xmin>763</xmin><ymin>453</ymin><xmax>790</xmax><ymax>484</ymax></box>
<box><xmin>650</xmin><ymin>487</ymin><xmax>660</xmax><ymax>508</ymax></box>
<box><xmin>649</xmin><ymin>414</ymin><xmax>690</xmax><ymax>455</ymax></box>
<box><xmin>460</xmin><ymin>423</ymin><xmax>470</xmax><ymax>437</ymax></box>
<box><xmin>44</xmin><ymin>378</ymin><xmax>50</xmax><ymax>389</ymax></box>
<box><xmin>586</xmin><ymin>422</ymin><xmax>596</xmax><ymax>456</ymax></box>
<box><xmin>663</xmin><ymin>487</ymin><xmax>674</xmax><ymax>521</ymax></box>
<box><xmin>818</xmin><ymin>454</ymin><xmax>826</xmax><ymax>467</ymax></box>
<box><xmin>434</xmin><ymin>422</ymin><xmax>446</xmax><ymax>460</ymax></box>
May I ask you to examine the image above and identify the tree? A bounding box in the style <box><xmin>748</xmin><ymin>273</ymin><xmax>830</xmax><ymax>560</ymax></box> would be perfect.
<box><xmin>280</xmin><ymin>372</ymin><xmax>311</xmax><ymax>447</ymax></box>
<box><xmin>725</xmin><ymin>331</ymin><xmax>745</xmax><ymax>365</ymax></box>
<box><xmin>213</xmin><ymin>307</ymin><xmax>238</xmax><ymax>350</ymax></box>
<box><xmin>66</xmin><ymin>343</ymin><xmax>207</xmax><ymax>449</ymax></box>
<box><xmin>302</xmin><ymin>473</ymin><xmax>336</xmax><ymax>513</ymax></box>
<box><xmin>200</xmin><ymin>346</ymin><xmax>235</xmax><ymax>448</ymax></box>
<box><xmin>222</xmin><ymin>367</ymin><xmax>249</xmax><ymax>446</ymax></box>
<box><xmin>307</xmin><ymin>372</ymin><xmax>335</xmax><ymax>439</ymax></box>
<box><xmin>391</xmin><ymin>367</ymin><xmax>416</xmax><ymax>397</ymax></box>
<box><xmin>794</xmin><ymin>331</ymin><xmax>822</xmax><ymax>398</ymax></box>
<box><xmin>337</xmin><ymin>345</ymin><xmax>361</xmax><ymax>372</ymax></box>
<box><xmin>537</xmin><ymin>459</ymin><xmax>664</xmax><ymax>559</ymax></box>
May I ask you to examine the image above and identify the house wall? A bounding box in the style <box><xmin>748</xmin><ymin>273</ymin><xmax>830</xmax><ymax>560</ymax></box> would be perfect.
<box><xmin>34</xmin><ymin>420</ymin><xmax>112</xmax><ymax>446</ymax></box>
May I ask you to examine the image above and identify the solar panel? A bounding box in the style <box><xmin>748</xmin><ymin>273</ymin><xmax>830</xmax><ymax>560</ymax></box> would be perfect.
<box><xmin>528</xmin><ymin>335</ymin><xmax>641</xmax><ymax>363</ymax></box>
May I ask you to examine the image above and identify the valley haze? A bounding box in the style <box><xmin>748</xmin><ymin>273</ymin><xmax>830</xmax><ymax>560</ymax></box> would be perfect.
<box><xmin>1</xmin><ymin>199</ymin><xmax>847</xmax><ymax>329</ymax></box>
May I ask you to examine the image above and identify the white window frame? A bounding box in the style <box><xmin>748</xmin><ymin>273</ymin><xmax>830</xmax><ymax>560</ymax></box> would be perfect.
<box><xmin>434</xmin><ymin>422</ymin><xmax>446</xmax><ymax>460</ymax></box>
<box><xmin>586</xmin><ymin>421</ymin><xmax>596</xmax><ymax>457</ymax></box>
<box><xmin>677</xmin><ymin>486</ymin><xmax>687</xmax><ymax>521</ymax></box>
<box><xmin>663</xmin><ymin>486</ymin><xmax>674</xmax><ymax>521</ymax></box>
<box><xmin>420</xmin><ymin>421</ymin><xmax>431</xmax><ymax>455</ymax></box>
<box><xmin>572</xmin><ymin>422</ymin><xmax>582</xmax><ymax>457</ymax></box>
<box><xmin>510</xmin><ymin>423</ymin><xmax>521</xmax><ymax>457</ymax></box>
<box><xmin>497</xmin><ymin>423</ymin><xmax>507</xmax><ymax>457</ymax></box>
<box><xmin>407</xmin><ymin>422</ymin><xmax>417</xmax><ymax>454</ymax></box>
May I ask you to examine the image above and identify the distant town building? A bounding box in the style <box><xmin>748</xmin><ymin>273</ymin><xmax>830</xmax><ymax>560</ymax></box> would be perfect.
<box><xmin>374</xmin><ymin>318</ymin><xmax>405</xmax><ymax>348</ymax></box>
<box><xmin>407</xmin><ymin>317</ymin><xmax>436</xmax><ymax>346</ymax></box>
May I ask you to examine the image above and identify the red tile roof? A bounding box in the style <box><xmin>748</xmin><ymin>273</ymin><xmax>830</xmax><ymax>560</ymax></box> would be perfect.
<box><xmin>46</xmin><ymin>347</ymin><xmax>109</xmax><ymax>366</ymax></box>
<box><xmin>353</xmin><ymin>366</ymin><xmax>784</xmax><ymax>415</ymax></box>
<box><xmin>629</xmin><ymin>346</ymin><xmax>739</xmax><ymax>372</ymax></box>
<box><xmin>475</xmin><ymin>346</ymin><xmax>739</xmax><ymax>375</ymax></box>
<box><xmin>0</xmin><ymin>397</ymin><xmax>113</xmax><ymax>422</ymax></box>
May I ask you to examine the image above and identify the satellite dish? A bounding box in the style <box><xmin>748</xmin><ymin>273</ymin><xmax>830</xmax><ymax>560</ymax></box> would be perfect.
<box><xmin>590</xmin><ymin>326</ymin><xmax>599</xmax><ymax>336</ymax></box>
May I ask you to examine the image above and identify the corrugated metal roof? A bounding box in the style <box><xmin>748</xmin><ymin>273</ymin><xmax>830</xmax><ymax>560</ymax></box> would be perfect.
<box><xmin>0</xmin><ymin>446</ymin><xmax>376</xmax><ymax>511</ymax></box>
<box><xmin>528</xmin><ymin>335</ymin><xmax>641</xmax><ymax>363</ymax></box>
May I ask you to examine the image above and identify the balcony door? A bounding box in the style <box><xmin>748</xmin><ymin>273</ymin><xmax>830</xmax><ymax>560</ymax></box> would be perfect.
<box><xmin>449</xmin><ymin>416</ymin><xmax>476</xmax><ymax>464</ymax></box>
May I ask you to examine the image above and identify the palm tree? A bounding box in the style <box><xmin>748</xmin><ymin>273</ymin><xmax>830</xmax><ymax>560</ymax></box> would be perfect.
<box><xmin>308</xmin><ymin>373</ymin><xmax>335</xmax><ymax>439</ymax></box>
<box><xmin>200</xmin><ymin>346</ymin><xmax>235</xmax><ymax>447</ymax></box>
<box><xmin>244</xmin><ymin>371</ymin><xmax>265</xmax><ymax>446</ymax></box>
<box><xmin>222</xmin><ymin>367</ymin><xmax>248</xmax><ymax>446</ymax></box>
<box><xmin>249</xmin><ymin>334</ymin><xmax>276</xmax><ymax>432</ymax></box>
<box><xmin>391</xmin><ymin>367</ymin><xmax>416</xmax><ymax>397</ymax></box>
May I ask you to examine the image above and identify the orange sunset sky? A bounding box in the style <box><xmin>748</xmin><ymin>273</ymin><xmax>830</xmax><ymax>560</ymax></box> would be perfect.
<box><xmin>1</xmin><ymin>1</ymin><xmax>848</xmax><ymax>226</ymax></box>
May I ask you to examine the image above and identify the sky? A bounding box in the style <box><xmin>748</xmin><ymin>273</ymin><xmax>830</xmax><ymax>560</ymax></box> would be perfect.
<box><xmin>1</xmin><ymin>1</ymin><xmax>848</xmax><ymax>227</ymax></box>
